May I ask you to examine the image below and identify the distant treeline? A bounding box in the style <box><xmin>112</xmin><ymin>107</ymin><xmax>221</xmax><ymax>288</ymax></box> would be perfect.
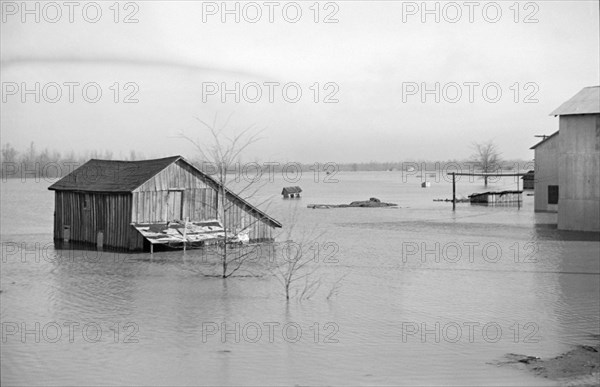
<box><xmin>0</xmin><ymin>142</ymin><xmax>145</xmax><ymax>179</ymax></box>
<box><xmin>0</xmin><ymin>142</ymin><xmax>533</xmax><ymax>180</ymax></box>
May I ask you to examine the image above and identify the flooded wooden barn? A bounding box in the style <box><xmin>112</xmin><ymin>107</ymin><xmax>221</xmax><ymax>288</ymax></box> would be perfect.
<box><xmin>48</xmin><ymin>156</ymin><xmax>282</xmax><ymax>251</ymax></box>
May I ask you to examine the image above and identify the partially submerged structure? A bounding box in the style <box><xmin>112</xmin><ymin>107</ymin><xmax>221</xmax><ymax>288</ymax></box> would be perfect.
<box><xmin>281</xmin><ymin>186</ymin><xmax>302</xmax><ymax>199</ymax></box>
<box><xmin>530</xmin><ymin>132</ymin><xmax>559</xmax><ymax>212</ymax></box>
<box><xmin>468</xmin><ymin>191</ymin><xmax>522</xmax><ymax>205</ymax></box>
<box><xmin>48</xmin><ymin>156</ymin><xmax>282</xmax><ymax>251</ymax></box>
<box><xmin>531</xmin><ymin>86</ymin><xmax>600</xmax><ymax>231</ymax></box>
<box><xmin>446</xmin><ymin>172</ymin><xmax>526</xmax><ymax>210</ymax></box>
<box><xmin>521</xmin><ymin>170</ymin><xmax>535</xmax><ymax>190</ymax></box>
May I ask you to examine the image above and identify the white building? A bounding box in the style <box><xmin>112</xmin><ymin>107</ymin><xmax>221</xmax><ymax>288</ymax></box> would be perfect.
<box><xmin>535</xmin><ymin>86</ymin><xmax>600</xmax><ymax>232</ymax></box>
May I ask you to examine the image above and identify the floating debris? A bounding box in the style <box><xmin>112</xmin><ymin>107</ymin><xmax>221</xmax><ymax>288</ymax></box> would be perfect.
<box><xmin>308</xmin><ymin>197</ymin><xmax>397</xmax><ymax>209</ymax></box>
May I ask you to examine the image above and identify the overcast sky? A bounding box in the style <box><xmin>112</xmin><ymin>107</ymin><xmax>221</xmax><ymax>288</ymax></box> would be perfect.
<box><xmin>1</xmin><ymin>0</ymin><xmax>599</xmax><ymax>163</ymax></box>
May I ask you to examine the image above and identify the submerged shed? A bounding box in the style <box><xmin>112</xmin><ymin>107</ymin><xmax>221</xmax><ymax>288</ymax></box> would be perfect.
<box><xmin>521</xmin><ymin>170</ymin><xmax>535</xmax><ymax>190</ymax></box>
<box><xmin>48</xmin><ymin>156</ymin><xmax>282</xmax><ymax>251</ymax></box>
<box><xmin>282</xmin><ymin>186</ymin><xmax>302</xmax><ymax>198</ymax></box>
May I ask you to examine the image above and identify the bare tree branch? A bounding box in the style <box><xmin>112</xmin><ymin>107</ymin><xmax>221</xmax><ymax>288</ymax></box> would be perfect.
<box><xmin>179</xmin><ymin>115</ymin><xmax>269</xmax><ymax>278</ymax></box>
<box><xmin>471</xmin><ymin>140</ymin><xmax>503</xmax><ymax>187</ymax></box>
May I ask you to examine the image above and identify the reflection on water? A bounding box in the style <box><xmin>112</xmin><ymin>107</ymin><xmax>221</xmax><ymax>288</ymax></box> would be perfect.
<box><xmin>1</xmin><ymin>174</ymin><xmax>598</xmax><ymax>386</ymax></box>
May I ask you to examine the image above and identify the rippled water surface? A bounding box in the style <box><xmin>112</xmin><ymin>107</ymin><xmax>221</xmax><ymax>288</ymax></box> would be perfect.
<box><xmin>2</xmin><ymin>173</ymin><xmax>599</xmax><ymax>386</ymax></box>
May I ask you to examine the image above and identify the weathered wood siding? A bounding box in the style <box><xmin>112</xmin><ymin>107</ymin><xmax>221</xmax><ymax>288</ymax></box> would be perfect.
<box><xmin>131</xmin><ymin>160</ymin><xmax>274</xmax><ymax>241</ymax></box>
<box><xmin>131</xmin><ymin>161</ymin><xmax>217</xmax><ymax>223</ymax></box>
<box><xmin>53</xmin><ymin>191</ymin><xmax>134</xmax><ymax>249</ymax></box>
<box><xmin>223</xmin><ymin>199</ymin><xmax>273</xmax><ymax>241</ymax></box>
<box><xmin>131</xmin><ymin>189</ymin><xmax>218</xmax><ymax>223</ymax></box>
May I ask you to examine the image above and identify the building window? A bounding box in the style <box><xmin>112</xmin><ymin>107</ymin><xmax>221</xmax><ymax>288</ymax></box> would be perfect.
<box><xmin>83</xmin><ymin>194</ymin><xmax>90</xmax><ymax>210</ymax></box>
<box><xmin>548</xmin><ymin>185</ymin><xmax>559</xmax><ymax>205</ymax></box>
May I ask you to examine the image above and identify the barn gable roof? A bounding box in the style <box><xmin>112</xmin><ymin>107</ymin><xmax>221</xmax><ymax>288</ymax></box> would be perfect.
<box><xmin>48</xmin><ymin>156</ymin><xmax>180</xmax><ymax>193</ymax></box>
<box><xmin>48</xmin><ymin>156</ymin><xmax>181</xmax><ymax>193</ymax></box>
<box><xmin>549</xmin><ymin>86</ymin><xmax>600</xmax><ymax>116</ymax></box>
<box><xmin>48</xmin><ymin>156</ymin><xmax>282</xmax><ymax>228</ymax></box>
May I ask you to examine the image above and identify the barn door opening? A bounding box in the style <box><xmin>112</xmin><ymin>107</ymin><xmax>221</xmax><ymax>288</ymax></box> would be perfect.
<box><xmin>167</xmin><ymin>190</ymin><xmax>183</xmax><ymax>221</ymax></box>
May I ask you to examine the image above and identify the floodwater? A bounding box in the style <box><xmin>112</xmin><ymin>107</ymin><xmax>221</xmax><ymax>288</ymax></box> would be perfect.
<box><xmin>1</xmin><ymin>171</ymin><xmax>599</xmax><ymax>386</ymax></box>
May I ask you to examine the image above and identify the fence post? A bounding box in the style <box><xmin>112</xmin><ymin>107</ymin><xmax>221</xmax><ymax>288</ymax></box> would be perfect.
<box><xmin>452</xmin><ymin>173</ymin><xmax>456</xmax><ymax>211</ymax></box>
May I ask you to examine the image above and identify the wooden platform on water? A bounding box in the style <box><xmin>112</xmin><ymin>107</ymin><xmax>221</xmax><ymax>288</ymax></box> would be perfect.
<box><xmin>468</xmin><ymin>190</ymin><xmax>523</xmax><ymax>204</ymax></box>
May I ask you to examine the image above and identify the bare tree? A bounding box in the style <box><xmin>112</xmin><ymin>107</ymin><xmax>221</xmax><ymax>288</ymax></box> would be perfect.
<box><xmin>268</xmin><ymin>207</ymin><xmax>346</xmax><ymax>301</ymax></box>
<box><xmin>471</xmin><ymin>141</ymin><xmax>502</xmax><ymax>187</ymax></box>
<box><xmin>180</xmin><ymin>115</ymin><xmax>270</xmax><ymax>278</ymax></box>
<box><xmin>1</xmin><ymin>143</ymin><xmax>17</xmax><ymax>164</ymax></box>
<box><xmin>270</xmin><ymin>235</ymin><xmax>323</xmax><ymax>301</ymax></box>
